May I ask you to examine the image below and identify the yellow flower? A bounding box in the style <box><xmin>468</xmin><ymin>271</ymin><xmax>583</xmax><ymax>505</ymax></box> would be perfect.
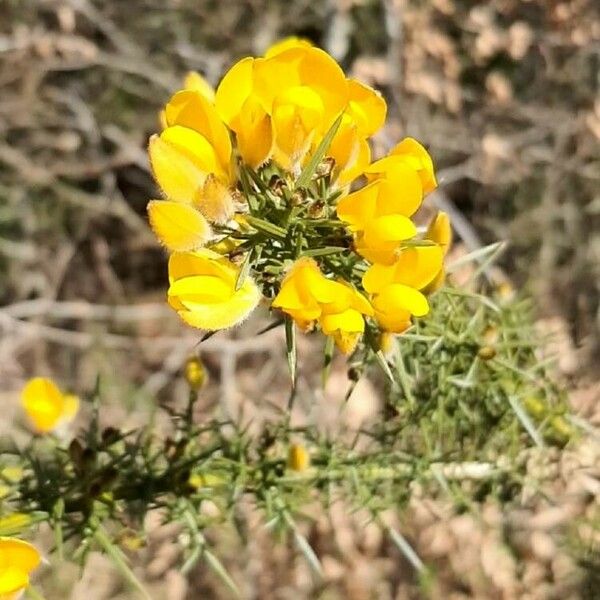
<box><xmin>21</xmin><ymin>377</ymin><xmax>79</xmax><ymax>434</ymax></box>
<box><xmin>184</xmin><ymin>356</ymin><xmax>206</xmax><ymax>390</ymax></box>
<box><xmin>337</xmin><ymin>139</ymin><xmax>436</xmax><ymax>264</ymax></box>
<box><xmin>287</xmin><ymin>443</ymin><xmax>310</xmax><ymax>472</ymax></box>
<box><xmin>216</xmin><ymin>45</ymin><xmax>348</xmax><ymax>170</ymax></box>
<box><xmin>422</xmin><ymin>211</ymin><xmax>452</xmax><ymax>293</ymax></box>
<box><xmin>149</xmin><ymin>90</ymin><xmax>235</xmax><ymax>252</ymax></box>
<box><xmin>363</xmin><ymin>245</ymin><xmax>444</xmax><ymax>333</ymax></box>
<box><xmin>0</xmin><ymin>537</ymin><xmax>41</xmax><ymax>598</ymax></box>
<box><xmin>272</xmin><ymin>258</ymin><xmax>373</xmax><ymax>353</ymax></box>
<box><xmin>168</xmin><ymin>249</ymin><xmax>261</xmax><ymax>330</ymax></box>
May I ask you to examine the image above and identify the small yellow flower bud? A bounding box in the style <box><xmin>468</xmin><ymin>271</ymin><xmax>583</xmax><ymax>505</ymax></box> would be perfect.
<box><xmin>523</xmin><ymin>396</ymin><xmax>547</xmax><ymax>419</ymax></box>
<box><xmin>496</xmin><ymin>281</ymin><xmax>515</xmax><ymax>302</ymax></box>
<box><xmin>482</xmin><ymin>325</ymin><xmax>499</xmax><ymax>345</ymax></box>
<box><xmin>477</xmin><ymin>345</ymin><xmax>497</xmax><ymax>360</ymax></box>
<box><xmin>287</xmin><ymin>443</ymin><xmax>310</xmax><ymax>472</ymax></box>
<box><xmin>184</xmin><ymin>356</ymin><xmax>206</xmax><ymax>390</ymax></box>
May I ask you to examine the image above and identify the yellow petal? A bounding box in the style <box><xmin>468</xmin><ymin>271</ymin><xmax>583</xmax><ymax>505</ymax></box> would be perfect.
<box><xmin>0</xmin><ymin>566</ymin><xmax>29</xmax><ymax>596</ymax></box>
<box><xmin>364</xmin><ymin>245</ymin><xmax>443</xmax><ymax>293</ymax></box>
<box><xmin>169</xmin><ymin>274</ymin><xmax>233</xmax><ymax>304</ymax></box>
<box><xmin>176</xmin><ymin>278</ymin><xmax>261</xmax><ymax>330</ymax></box>
<box><xmin>366</xmin><ymin>158</ymin><xmax>424</xmax><ymax>218</ymax></box>
<box><xmin>21</xmin><ymin>377</ymin><xmax>63</xmax><ymax>433</ymax></box>
<box><xmin>425</xmin><ymin>211</ymin><xmax>452</xmax><ymax>254</ymax></box>
<box><xmin>374</xmin><ymin>309</ymin><xmax>412</xmax><ymax>334</ymax></box>
<box><xmin>346</xmin><ymin>79</ymin><xmax>387</xmax><ymax>137</ymax></box>
<box><xmin>320</xmin><ymin>309</ymin><xmax>364</xmax><ymax>335</ymax></box>
<box><xmin>336</xmin><ymin>180</ymin><xmax>379</xmax><ymax>231</ymax></box>
<box><xmin>264</xmin><ymin>37</ymin><xmax>313</xmax><ymax>58</ymax></box>
<box><xmin>148</xmin><ymin>200</ymin><xmax>212</xmax><ymax>251</ymax></box>
<box><xmin>183</xmin><ymin>71</ymin><xmax>215</xmax><ymax>102</ymax></box>
<box><xmin>168</xmin><ymin>251</ymin><xmax>261</xmax><ymax>330</ymax></box>
<box><xmin>0</xmin><ymin>538</ymin><xmax>40</xmax><ymax>595</ymax></box>
<box><xmin>362</xmin><ymin>263</ymin><xmax>396</xmax><ymax>294</ymax></box>
<box><xmin>390</xmin><ymin>137</ymin><xmax>437</xmax><ymax>193</ymax></box>
<box><xmin>168</xmin><ymin>249</ymin><xmax>234</xmax><ymax>284</ymax></box>
<box><xmin>392</xmin><ymin>246</ymin><xmax>444</xmax><ymax>289</ymax></box>
<box><xmin>164</xmin><ymin>90</ymin><xmax>231</xmax><ymax>173</ymax></box>
<box><xmin>336</xmin><ymin>137</ymin><xmax>371</xmax><ymax>187</ymax></box>
<box><xmin>373</xmin><ymin>284</ymin><xmax>429</xmax><ymax>317</ymax></box>
<box><xmin>149</xmin><ymin>127</ymin><xmax>223</xmax><ymax>202</ymax></box>
<box><xmin>61</xmin><ymin>394</ymin><xmax>79</xmax><ymax>422</ymax></box>
<box><xmin>254</xmin><ymin>47</ymin><xmax>348</xmax><ymax>122</ymax></box>
<box><xmin>363</xmin><ymin>215</ymin><xmax>417</xmax><ymax>248</ymax></box>
<box><xmin>215</xmin><ymin>57</ymin><xmax>255</xmax><ymax>127</ymax></box>
<box><xmin>272</xmin><ymin>85</ymin><xmax>324</xmax><ymax>167</ymax></box>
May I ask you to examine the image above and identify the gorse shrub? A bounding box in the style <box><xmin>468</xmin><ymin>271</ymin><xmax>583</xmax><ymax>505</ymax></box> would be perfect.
<box><xmin>0</xmin><ymin>38</ymin><xmax>574</xmax><ymax>598</ymax></box>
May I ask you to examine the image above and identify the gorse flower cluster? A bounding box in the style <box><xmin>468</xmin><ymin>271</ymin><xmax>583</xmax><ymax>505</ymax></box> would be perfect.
<box><xmin>147</xmin><ymin>37</ymin><xmax>451</xmax><ymax>358</ymax></box>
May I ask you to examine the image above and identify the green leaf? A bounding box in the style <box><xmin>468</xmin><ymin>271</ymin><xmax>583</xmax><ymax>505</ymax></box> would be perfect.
<box><xmin>235</xmin><ymin>249</ymin><xmax>253</xmax><ymax>291</ymax></box>
<box><xmin>303</xmin><ymin>246</ymin><xmax>348</xmax><ymax>258</ymax></box>
<box><xmin>295</xmin><ymin>113</ymin><xmax>343</xmax><ymax>190</ymax></box>
<box><xmin>244</xmin><ymin>215</ymin><xmax>287</xmax><ymax>239</ymax></box>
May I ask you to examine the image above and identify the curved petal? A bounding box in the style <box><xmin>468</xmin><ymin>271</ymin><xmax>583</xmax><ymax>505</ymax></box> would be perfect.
<box><xmin>336</xmin><ymin>180</ymin><xmax>380</xmax><ymax>230</ymax></box>
<box><xmin>391</xmin><ymin>245</ymin><xmax>444</xmax><ymax>289</ymax></box>
<box><xmin>215</xmin><ymin>57</ymin><xmax>255</xmax><ymax>126</ymax></box>
<box><xmin>177</xmin><ymin>278</ymin><xmax>261</xmax><ymax>330</ymax></box>
<box><xmin>168</xmin><ymin>250</ymin><xmax>235</xmax><ymax>284</ymax></box>
<box><xmin>363</xmin><ymin>214</ymin><xmax>418</xmax><ymax>247</ymax></box>
<box><xmin>148</xmin><ymin>200</ymin><xmax>212</xmax><ymax>251</ymax></box>
<box><xmin>367</xmin><ymin>158</ymin><xmax>424</xmax><ymax>218</ymax></box>
<box><xmin>183</xmin><ymin>71</ymin><xmax>215</xmax><ymax>102</ymax></box>
<box><xmin>373</xmin><ymin>284</ymin><xmax>430</xmax><ymax>317</ymax></box>
<box><xmin>164</xmin><ymin>90</ymin><xmax>232</xmax><ymax>173</ymax></box>
<box><xmin>320</xmin><ymin>309</ymin><xmax>364</xmax><ymax>335</ymax></box>
<box><xmin>426</xmin><ymin>211</ymin><xmax>452</xmax><ymax>254</ymax></box>
<box><xmin>0</xmin><ymin>538</ymin><xmax>41</xmax><ymax>573</ymax></box>
<box><xmin>390</xmin><ymin>137</ymin><xmax>437</xmax><ymax>193</ymax></box>
<box><xmin>234</xmin><ymin>96</ymin><xmax>274</xmax><ymax>168</ymax></box>
<box><xmin>149</xmin><ymin>127</ymin><xmax>223</xmax><ymax>201</ymax></box>
<box><xmin>347</xmin><ymin>79</ymin><xmax>387</xmax><ymax>137</ymax></box>
<box><xmin>264</xmin><ymin>37</ymin><xmax>313</xmax><ymax>58</ymax></box>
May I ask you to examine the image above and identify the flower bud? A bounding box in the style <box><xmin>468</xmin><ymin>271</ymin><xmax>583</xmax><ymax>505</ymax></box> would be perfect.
<box><xmin>315</xmin><ymin>157</ymin><xmax>335</xmax><ymax>178</ymax></box>
<box><xmin>307</xmin><ymin>199</ymin><xmax>326</xmax><ymax>219</ymax></box>
<box><xmin>287</xmin><ymin>443</ymin><xmax>310</xmax><ymax>472</ymax></box>
<box><xmin>477</xmin><ymin>345</ymin><xmax>496</xmax><ymax>360</ymax></box>
<box><xmin>184</xmin><ymin>356</ymin><xmax>206</xmax><ymax>390</ymax></box>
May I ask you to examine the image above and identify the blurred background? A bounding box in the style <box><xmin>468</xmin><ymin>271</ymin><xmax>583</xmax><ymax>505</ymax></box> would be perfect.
<box><xmin>1</xmin><ymin>0</ymin><xmax>599</xmax><ymax>598</ymax></box>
